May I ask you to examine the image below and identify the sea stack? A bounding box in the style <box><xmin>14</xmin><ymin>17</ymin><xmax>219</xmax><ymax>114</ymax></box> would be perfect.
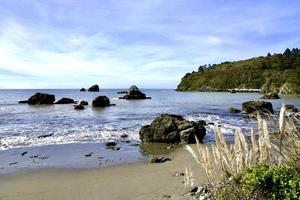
<box><xmin>88</xmin><ymin>84</ymin><xmax>100</xmax><ymax>92</ymax></box>
<box><xmin>119</xmin><ymin>85</ymin><xmax>151</xmax><ymax>100</ymax></box>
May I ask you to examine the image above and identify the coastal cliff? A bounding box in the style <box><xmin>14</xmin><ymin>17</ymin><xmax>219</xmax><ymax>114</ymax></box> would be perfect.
<box><xmin>177</xmin><ymin>48</ymin><xmax>300</xmax><ymax>94</ymax></box>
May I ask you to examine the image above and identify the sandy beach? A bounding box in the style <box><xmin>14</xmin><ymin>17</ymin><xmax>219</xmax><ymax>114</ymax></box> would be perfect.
<box><xmin>0</xmin><ymin>145</ymin><xmax>208</xmax><ymax>200</ymax></box>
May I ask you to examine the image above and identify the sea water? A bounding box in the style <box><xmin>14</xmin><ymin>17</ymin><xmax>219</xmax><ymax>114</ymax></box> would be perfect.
<box><xmin>0</xmin><ymin>89</ymin><xmax>299</xmax><ymax>173</ymax></box>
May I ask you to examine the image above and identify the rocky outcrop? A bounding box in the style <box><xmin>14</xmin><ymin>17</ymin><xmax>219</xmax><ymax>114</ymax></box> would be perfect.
<box><xmin>228</xmin><ymin>107</ymin><xmax>241</xmax><ymax>113</ymax></box>
<box><xmin>88</xmin><ymin>84</ymin><xmax>100</xmax><ymax>92</ymax></box>
<box><xmin>19</xmin><ymin>92</ymin><xmax>55</xmax><ymax>105</ymax></box>
<box><xmin>80</xmin><ymin>88</ymin><xmax>86</xmax><ymax>92</ymax></box>
<box><xmin>119</xmin><ymin>85</ymin><xmax>151</xmax><ymax>99</ymax></box>
<box><xmin>92</xmin><ymin>96</ymin><xmax>111</xmax><ymax>107</ymax></box>
<box><xmin>55</xmin><ymin>98</ymin><xmax>75</xmax><ymax>104</ymax></box>
<box><xmin>242</xmin><ymin>101</ymin><xmax>274</xmax><ymax>114</ymax></box>
<box><xmin>139</xmin><ymin>114</ymin><xmax>206</xmax><ymax>144</ymax></box>
<box><xmin>261</xmin><ymin>92</ymin><xmax>280</xmax><ymax>99</ymax></box>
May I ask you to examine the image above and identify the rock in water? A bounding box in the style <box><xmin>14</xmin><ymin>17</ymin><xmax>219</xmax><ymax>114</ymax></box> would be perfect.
<box><xmin>242</xmin><ymin>100</ymin><xmax>274</xmax><ymax>114</ymax></box>
<box><xmin>27</xmin><ymin>92</ymin><xmax>55</xmax><ymax>105</ymax></box>
<box><xmin>92</xmin><ymin>96</ymin><xmax>111</xmax><ymax>107</ymax></box>
<box><xmin>228</xmin><ymin>107</ymin><xmax>241</xmax><ymax>113</ymax></box>
<box><xmin>74</xmin><ymin>105</ymin><xmax>85</xmax><ymax>110</ymax></box>
<box><xmin>261</xmin><ymin>92</ymin><xmax>280</xmax><ymax>99</ymax></box>
<box><xmin>80</xmin><ymin>101</ymin><xmax>88</xmax><ymax>106</ymax></box>
<box><xmin>139</xmin><ymin>114</ymin><xmax>206</xmax><ymax>144</ymax></box>
<box><xmin>55</xmin><ymin>98</ymin><xmax>75</xmax><ymax>104</ymax></box>
<box><xmin>88</xmin><ymin>84</ymin><xmax>100</xmax><ymax>92</ymax></box>
<box><xmin>119</xmin><ymin>85</ymin><xmax>150</xmax><ymax>99</ymax></box>
<box><xmin>80</xmin><ymin>88</ymin><xmax>86</xmax><ymax>92</ymax></box>
<box><xmin>285</xmin><ymin>104</ymin><xmax>298</xmax><ymax>113</ymax></box>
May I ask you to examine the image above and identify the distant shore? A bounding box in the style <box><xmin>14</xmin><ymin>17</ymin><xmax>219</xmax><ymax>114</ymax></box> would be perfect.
<box><xmin>0</xmin><ymin>145</ymin><xmax>208</xmax><ymax>200</ymax></box>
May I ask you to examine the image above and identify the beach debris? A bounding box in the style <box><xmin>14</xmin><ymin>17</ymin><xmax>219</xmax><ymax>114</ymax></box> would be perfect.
<box><xmin>55</xmin><ymin>97</ymin><xmax>76</xmax><ymax>104</ymax></box>
<box><xmin>74</xmin><ymin>104</ymin><xmax>85</xmax><ymax>110</ymax></box>
<box><xmin>139</xmin><ymin>114</ymin><xmax>206</xmax><ymax>144</ymax></box>
<box><xmin>19</xmin><ymin>92</ymin><xmax>55</xmax><ymax>105</ymax></box>
<box><xmin>119</xmin><ymin>85</ymin><xmax>151</xmax><ymax>100</ymax></box>
<box><xmin>149</xmin><ymin>156</ymin><xmax>171</xmax><ymax>163</ymax></box>
<box><xmin>9</xmin><ymin>162</ymin><xmax>18</xmax><ymax>166</ymax></box>
<box><xmin>30</xmin><ymin>155</ymin><xmax>39</xmax><ymax>159</ymax></box>
<box><xmin>21</xmin><ymin>151</ymin><xmax>28</xmax><ymax>156</ymax></box>
<box><xmin>88</xmin><ymin>84</ymin><xmax>100</xmax><ymax>92</ymax></box>
<box><xmin>92</xmin><ymin>96</ymin><xmax>112</xmax><ymax>107</ymax></box>
<box><xmin>228</xmin><ymin>107</ymin><xmax>241</xmax><ymax>113</ymax></box>
<box><xmin>37</xmin><ymin>133</ymin><xmax>54</xmax><ymax>139</ymax></box>
<box><xmin>80</xmin><ymin>88</ymin><xmax>86</xmax><ymax>92</ymax></box>
<box><xmin>85</xmin><ymin>152</ymin><xmax>94</xmax><ymax>157</ymax></box>
<box><xmin>38</xmin><ymin>156</ymin><xmax>49</xmax><ymax>160</ymax></box>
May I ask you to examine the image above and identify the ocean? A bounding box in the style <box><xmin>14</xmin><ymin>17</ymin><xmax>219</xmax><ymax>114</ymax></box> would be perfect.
<box><xmin>0</xmin><ymin>89</ymin><xmax>299</xmax><ymax>173</ymax></box>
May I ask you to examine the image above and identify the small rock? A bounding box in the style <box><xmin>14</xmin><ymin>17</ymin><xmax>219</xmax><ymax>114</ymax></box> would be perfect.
<box><xmin>149</xmin><ymin>156</ymin><xmax>171</xmax><ymax>163</ymax></box>
<box><xmin>106</xmin><ymin>142</ymin><xmax>117</xmax><ymax>147</ymax></box>
<box><xmin>21</xmin><ymin>151</ymin><xmax>28</xmax><ymax>156</ymax></box>
<box><xmin>74</xmin><ymin>105</ymin><xmax>85</xmax><ymax>110</ymax></box>
<box><xmin>85</xmin><ymin>152</ymin><xmax>93</xmax><ymax>157</ymax></box>
<box><xmin>162</xmin><ymin>194</ymin><xmax>171</xmax><ymax>198</ymax></box>
<box><xmin>80</xmin><ymin>101</ymin><xmax>88</xmax><ymax>106</ymax></box>
<box><xmin>285</xmin><ymin>104</ymin><xmax>298</xmax><ymax>113</ymax></box>
<box><xmin>9</xmin><ymin>162</ymin><xmax>18</xmax><ymax>166</ymax></box>
<box><xmin>120</xmin><ymin>134</ymin><xmax>128</xmax><ymax>138</ymax></box>
<box><xmin>261</xmin><ymin>92</ymin><xmax>280</xmax><ymax>99</ymax></box>
<box><xmin>80</xmin><ymin>88</ymin><xmax>86</xmax><ymax>92</ymax></box>
<box><xmin>37</xmin><ymin>133</ymin><xmax>54</xmax><ymax>139</ymax></box>
<box><xmin>55</xmin><ymin>98</ymin><xmax>76</xmax><ymax>104</ymax></box>
<box><xmin>228</xmin><ymin>107</ymin><xmax>241</xmax><ymax>113</ymax></box>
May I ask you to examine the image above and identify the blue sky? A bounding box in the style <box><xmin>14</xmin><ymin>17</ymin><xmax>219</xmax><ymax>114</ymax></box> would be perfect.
<box><xmin>0</xmin><ymin>0</ymin><xmax>300</xmax><ymax>89</ymax></box>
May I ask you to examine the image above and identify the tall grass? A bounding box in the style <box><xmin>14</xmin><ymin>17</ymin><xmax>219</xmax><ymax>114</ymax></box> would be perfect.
<box><xmin>186</xmin><ymin>104</ymin><xmax>300</xmax><ymax>185</ymax></box>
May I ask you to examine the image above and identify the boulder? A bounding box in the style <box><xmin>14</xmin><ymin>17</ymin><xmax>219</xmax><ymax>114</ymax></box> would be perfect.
<box><xmin>139</xmin><ymin>114</ymin><xmax>206</xmax><ymax>144</ymax></box>
<box><xmin>80</xmin><ymin>101</ymin><xmax>88</xmax><ymax>106</ymax></box>
<box><xmin>88</xmin><ymin>84</ymin><xmax>99</xmax><ymax>92</ymax></box>
<box><xmin>55</xmin><ymin>98</ymin><xmax>75</xmax><ymax>104</ymax></box>
<box><xmin>26</xmin><ymin>92</ymin><xmax>55</xmax><ymax>105</ymax></box>
<box><xmin>261</xmin><ymin>92</ymin><xmax>280</xmax><ymax>99</ymax></box>
<box><xmin>80</xmin><ymin>88</ymin><xmax>86</xmax><ymax>92</ymax></box>
<box><xmin>92</xmin><ymin>96</ymin><xmax>111</xmax><ymax>107</ymax></box>
<box><xmin>74</xmin><ymin>105</ymin><xmax>85</xmax><ymax>110</ymax></box>
<box><xmin>285</xmin><ymin>105</ymin><xmax>298</xmax><ymax>113</ymax></box>
<box><xmin>119</xmin><ymin>85</ymin><xmax>150</xmax><ymax>99</ymax></box>
<box><xmin>228</xmin><ymin>107</ymin><xmax>241</xmax><ymax>113</ymax></box>
<box><xmin>242</xmin><ymin>101</ymin><xmax>274</xmax><ymax>114</ymax></box>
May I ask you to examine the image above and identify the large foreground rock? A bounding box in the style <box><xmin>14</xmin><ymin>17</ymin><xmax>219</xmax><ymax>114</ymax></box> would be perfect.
<box><xmin>92</xmin><ymin>96</ymin><xmax>111</xmax><ymax>107</ymax></box>
<box><xmin>139</xmin><ymin>114</ymin><xmax>206</xmax><ymax>144</ymax></box>
<box><xmin>20</xmin><ymin>92</ymin><xmax>55</xmax><ymax>105</ymax></box>
<box><xmin>242</xmin><ymin>100</ymin><xmax>274</xmax><ymax>114</ymax></box>
<box><xmin>88</xmin><ymin>84</ymin><xmax>100</xmax><ymax>92</ymax></box>
<box><xmin>119</xmin><ymin>85</ymin><xmax>150</xmax><ymax>99</ymax></box>
<box><xmin>55</xmin><ymin>98</ymin><xmax>75</xmax><ymax>104</ymax></box>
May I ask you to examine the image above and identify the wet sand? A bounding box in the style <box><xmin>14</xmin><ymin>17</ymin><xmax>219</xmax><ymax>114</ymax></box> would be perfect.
<box><xmin>0</xmin><ymin>145</ymin><xmax>208</xmax><ymax>200</ymax></box>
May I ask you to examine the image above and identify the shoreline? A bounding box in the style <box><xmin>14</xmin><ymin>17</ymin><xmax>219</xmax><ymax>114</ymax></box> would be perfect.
<box><xmin>0</xmin><ymin>145</ymin><xmax>208</xmax><ymax>200</ymax></box>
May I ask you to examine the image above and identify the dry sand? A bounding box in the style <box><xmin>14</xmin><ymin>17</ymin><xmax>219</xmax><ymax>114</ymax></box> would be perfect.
<box><xmin>0</xmin><ymin>145</ymin><xmax>208</xmax><ymax>200</ymax></box>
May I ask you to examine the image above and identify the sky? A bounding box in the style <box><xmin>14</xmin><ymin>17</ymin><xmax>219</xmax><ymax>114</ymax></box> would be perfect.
<box><xmin>0</xmin><ymin>0</ymin><xmax>300</xmax><ymax>89</ymax></box>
